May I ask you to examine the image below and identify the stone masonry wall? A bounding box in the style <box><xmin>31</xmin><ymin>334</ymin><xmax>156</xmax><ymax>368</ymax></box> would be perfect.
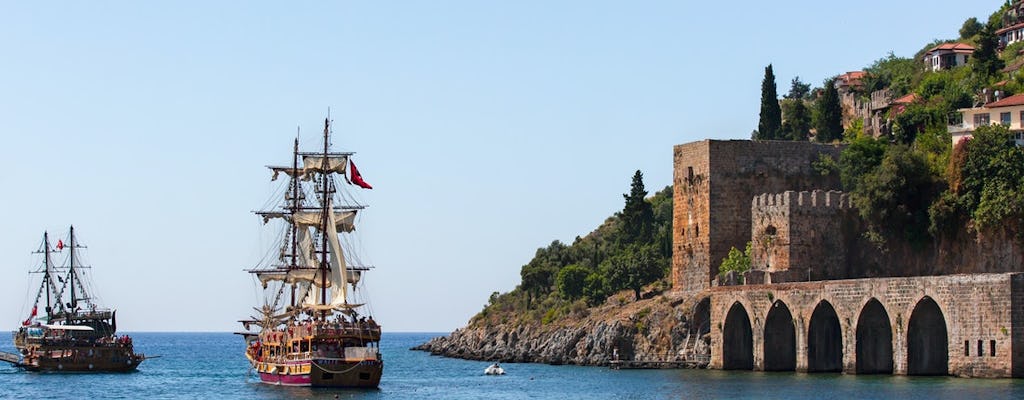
<box><xmin>750</xmin><ymin>190</ymin><xmax>852</xmax><ymax>283</ymax></box>
<box><xmin>672</xmin><ymin>140</ymin><xmax>843</xmax><ymax>293</ymax></box>
<box><xmin>707</xmin><ymin>273</ymin><xmax>1022</xmax><ymax>378</ymax></box>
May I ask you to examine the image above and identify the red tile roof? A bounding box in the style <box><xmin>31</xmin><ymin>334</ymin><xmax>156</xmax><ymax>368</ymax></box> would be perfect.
<box><xmin>892</xmin><ymin>93</ymin><xmax>919</xmax><ymax>105</ymax></box>
<box><xmin>1003</xmin><ymin>58</ymin><xmax>1024</xmax><ymax>73</ymax></box>
<box><xmin>925</xmin><ymin>42</ymin><xmax>975</xmax><ymax>54</ymax></box>
<box><xmin>985</xmin><ymin>93</ymin><xmax>1024</xmax><ymax>108</ymax></box>
<box><xmin>836</xmin><ymin>71</ymin><xmax>865</xmax><ymax>88</ymax></box>
<box><xmin>996</xmin><ymin>22</ymin><xmax>1024</xmax><ymax>35</ymax></box>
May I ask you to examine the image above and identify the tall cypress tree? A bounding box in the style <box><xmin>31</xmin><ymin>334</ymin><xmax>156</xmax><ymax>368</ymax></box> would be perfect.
<box><xmin>621</xmin><ymin>170</ymin><xmax>654</xmax><ymax>245</ymax></box>
<box><xmin>757</xmin><ymin>64</ymin><xmax>782</xmax><ymax>140</ymax></box>
<box><xmin>972</xmin><ymin>22</ymin><xmax>1004</xmax><ymax>78</ymax></box>
<box><xmin>815</xmin><ymin>78</ymin><xmax>843</xmax><ymax>143</ymax></box>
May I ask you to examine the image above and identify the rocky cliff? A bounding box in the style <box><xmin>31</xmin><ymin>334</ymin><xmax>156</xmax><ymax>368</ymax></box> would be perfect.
<box><xmin>413</xmin><ymin>291</ymin><xmax>708</xmax><ymax>366</ymax></box>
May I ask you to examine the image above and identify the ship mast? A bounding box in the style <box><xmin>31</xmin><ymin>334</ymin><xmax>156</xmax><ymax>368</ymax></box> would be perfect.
<box><xmin>319</xmin><ymin>117</ymin><xmax>330</xmax><ymax>320</ymax></box>
<box><xmin>289</xmin><ymin>137</ymin><xmax>300</xmax><ymax>308</ymax></box>
<box><xmin>69</xmin><ymin>226</ymin><xmax>76</xmax><ymax>310</ymax></box>
<box><xmin>43</xmin><ymin>231</ymin><xmax>53</xmax><ymax>321</ymax></box>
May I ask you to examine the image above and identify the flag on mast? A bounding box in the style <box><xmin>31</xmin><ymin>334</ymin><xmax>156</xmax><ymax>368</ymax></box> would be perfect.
<box><xmin>350</xmin><ymin>161</ymin><xmax>373</xmax><ymax>189</ymax></box>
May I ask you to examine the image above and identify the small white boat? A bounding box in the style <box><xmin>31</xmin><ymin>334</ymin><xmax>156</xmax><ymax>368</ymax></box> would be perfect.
<box><xmin>484</xmin><ymin>363</ymin><xmax>505</xmax><ymax>375</ymax></box>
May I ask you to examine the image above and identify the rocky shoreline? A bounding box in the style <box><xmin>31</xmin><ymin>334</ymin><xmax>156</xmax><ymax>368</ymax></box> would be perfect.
<box><xmin>412</xmin><ymin>292</ymin><xmax>708</xmax><ymax>367</ymax></box>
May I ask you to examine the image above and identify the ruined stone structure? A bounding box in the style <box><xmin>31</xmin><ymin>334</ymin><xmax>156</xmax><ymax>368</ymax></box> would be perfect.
<box><xmin>673</xmin><ymin>139</ymin><xmax>1024</xmax><ymax>378</ymax></box>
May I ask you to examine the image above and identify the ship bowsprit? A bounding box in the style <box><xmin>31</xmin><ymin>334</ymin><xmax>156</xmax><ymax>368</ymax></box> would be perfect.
<box><xmin>0</xmin><ymin>350</ymin><xmax>21</xmax><ymax>366</ymax></box>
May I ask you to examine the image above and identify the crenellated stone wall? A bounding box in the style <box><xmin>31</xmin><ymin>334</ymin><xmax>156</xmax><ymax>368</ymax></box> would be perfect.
<box><xmin>749</xmin><ymin>190</ymin><xmax>854</xmax><ymax>283</ymax></box>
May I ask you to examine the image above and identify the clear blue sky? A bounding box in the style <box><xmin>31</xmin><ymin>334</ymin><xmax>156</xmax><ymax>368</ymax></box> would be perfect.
<box><xmin>0</xmin><ymin>1</ymin><xmax>993</xmax><ymax>332</ymax></box>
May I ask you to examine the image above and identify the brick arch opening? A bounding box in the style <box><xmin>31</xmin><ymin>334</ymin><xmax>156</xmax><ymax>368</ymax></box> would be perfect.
<box><xmin>764</xmin><ymin>300</ymin><xmax>796</xmax><ymax>371</ymax></box>
<box><xmin>907</xmin><ymin>296</ymin><xmax>948</xmax><ymax>376</ymax></box>
<box><xmin>856</xmin><ymin>298</ymin><xmax>893</xmax><ymax>374</ymax></box>
<box><xmin>807</xmin><ymin>300</ymin><xmax>842</xmax><ymax>372</ymax></box>
<box><xmin>723</xmin><ymin>302</ymin><xmax>753</xmax><ymax>370</ymax></box>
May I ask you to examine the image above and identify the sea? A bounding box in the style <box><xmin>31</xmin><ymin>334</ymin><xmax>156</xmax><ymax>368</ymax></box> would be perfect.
<box><xmin>2</xmin><ymin>332</ymin><xmax>1024</xmax><ymax>399</ymax></box>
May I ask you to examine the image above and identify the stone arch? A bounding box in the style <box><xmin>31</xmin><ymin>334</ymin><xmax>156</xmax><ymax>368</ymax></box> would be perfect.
<box><xmin>807</xmin><ymin>300</ymin><xmax>842</xmax><ymax>373</ymax></box>
<box><xmin>856</xmin><ymin>298</ymin><xmax>893</xmax><ymax>374</ymax></box>
<box><xmin>692</xmin><ymin>297</ymin><xmax>711</xmax><ymax>335</ymax></box>
<box><xmin>907</xmin><ymin>296</ymin><xmax>948</xmax><ymax>376</ymax></box>
<box><xmin>763</xmin><ymin>300</ymin><xmax>796</xmax><ymax>371</ymax></box>
<box><xmin>723</xmin><ymin>301</ymin><xmax>753</xmax><ymax>370</ymax></box>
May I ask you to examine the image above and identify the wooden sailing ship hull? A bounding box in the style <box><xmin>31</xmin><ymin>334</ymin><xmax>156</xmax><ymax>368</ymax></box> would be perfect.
<box><xmin>252</xmin><ymin>358</ymin><xmax>382</xmax><ymax>388</ymax></box>
<box><xmin>17</xmin><ymin>347</ymin><xmax>143</xmax><ymax>372</ymax></box>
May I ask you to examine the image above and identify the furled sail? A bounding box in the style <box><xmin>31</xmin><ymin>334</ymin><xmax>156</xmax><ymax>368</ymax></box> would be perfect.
<box><xmin>268</xmin><ymin>166</ymin><xmax>304</xmax><ymax>181</ymax></box>
<box><xmin>255</xmin><ymin>269</ymin><xmax>319</xmax><ymax>285</ymax></box>
<box><xmin>258</xmin><ymin>211</ymin><xmax>356</xmax><ymax>232</ymax></box>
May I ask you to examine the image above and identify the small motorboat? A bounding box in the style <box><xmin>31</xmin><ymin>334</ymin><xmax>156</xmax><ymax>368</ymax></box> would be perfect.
<box><xmin>484</xmin><ymin>363</ymin><xmax>505</xmax><ymax>375</ymax></box>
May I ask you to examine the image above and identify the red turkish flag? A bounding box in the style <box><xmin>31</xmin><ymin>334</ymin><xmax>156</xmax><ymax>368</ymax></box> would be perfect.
<box><xmin>349</xmin><ymin>161</ymin><xmax>373</xmax><ymax>189</ymax></box>
<box><xmin>56</xmin><ymin>240</ymin><xmax>64</xmax><ymax>250</ymax></box>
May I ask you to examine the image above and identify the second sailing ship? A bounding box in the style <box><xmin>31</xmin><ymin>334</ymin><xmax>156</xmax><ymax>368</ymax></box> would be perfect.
<box><xmin>5</xmin><ymin>226</ymin><xmax>145</xmax><ymax>372</ymax></box>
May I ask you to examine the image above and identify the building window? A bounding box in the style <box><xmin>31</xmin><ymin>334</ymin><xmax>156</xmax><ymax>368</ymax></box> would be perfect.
<box><xmin>974</xmin><ymin>113</ymin><xmax>991</xmax><ymax>126</ymax></box>
<box><xmin>991</xmin><ymin>340</ymin><xmax>996</xmax><ymax>357</ymax></box>
<box><xmin>978</xmin><ymin>340</ymin><xmax>984</xmax><ymax>357</ymax></box>
<box><xmin>965</xmin><ymin>340</ymin><xmax>970</xmax><ymax>356</ymax></box>
<box><xmin>1001</xmin><ymin>112</ymin><xmax>1012</xmax><ymax>126</ymax></box>
<box><xmin>1020</xmin><ymin>111</ymin><xmax>1024</xmax><ymax>128</ymax></box>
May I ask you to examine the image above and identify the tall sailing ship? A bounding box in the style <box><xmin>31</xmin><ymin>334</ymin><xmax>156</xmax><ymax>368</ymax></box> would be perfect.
<box><xmin>4</xmin><ymin>227</ymin><xmax>145</xmax><ymax>372</ymax></box>
<box><xmin>239</xmin><ymin>117</ymin><xmax>382</xmax><ymax>387</ymax></box>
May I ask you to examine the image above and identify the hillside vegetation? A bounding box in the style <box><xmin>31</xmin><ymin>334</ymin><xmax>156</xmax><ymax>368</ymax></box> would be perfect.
<box><xmin>470</xmin><ymin>170</ymin><xmax>673</xmax><ymax>328</ymax></box>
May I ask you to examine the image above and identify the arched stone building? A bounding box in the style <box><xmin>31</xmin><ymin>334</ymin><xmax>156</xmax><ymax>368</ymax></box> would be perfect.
<box><xmin>673</xmin><ymin>140</ymin><xmax>1024</xmax><ymax>378</ymax></box>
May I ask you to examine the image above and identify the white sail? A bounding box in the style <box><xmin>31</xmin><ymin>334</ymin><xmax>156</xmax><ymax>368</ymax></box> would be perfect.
<box><xmin>302</xmin><ymin>155</ymin><xmax>347</xmax><ymax>175</ymax></box>
<box><xmin>326</xmin><ymin>203</ymin><xmax>348</xmax><ymax>307</ymax></box>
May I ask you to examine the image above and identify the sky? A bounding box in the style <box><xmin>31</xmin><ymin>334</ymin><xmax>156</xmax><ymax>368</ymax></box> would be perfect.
<box><xmin>0</xmin><ymin>1</ymin><xmax>995</xmax><ymax>332</ymax></box>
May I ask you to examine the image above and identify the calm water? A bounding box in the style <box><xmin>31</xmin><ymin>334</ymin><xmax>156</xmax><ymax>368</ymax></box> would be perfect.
<box><xmin>2</xmin><ymin>332</ymin><xmax>1023</xmax><ymax>399</ymax></box>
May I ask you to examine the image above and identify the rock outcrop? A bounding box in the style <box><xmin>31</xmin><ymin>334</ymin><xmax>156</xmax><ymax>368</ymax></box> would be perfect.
<box><xmin>414</xmin><ymin>292</ymin><xmax>707</xmax><ymax>366</ymax></box>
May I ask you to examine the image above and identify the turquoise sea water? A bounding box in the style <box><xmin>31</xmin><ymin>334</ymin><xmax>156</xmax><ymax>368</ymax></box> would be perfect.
<box><xmin>2</xmin><ymin>332</ymin><xmax>1024</xmax><ymax>399</ymax></box>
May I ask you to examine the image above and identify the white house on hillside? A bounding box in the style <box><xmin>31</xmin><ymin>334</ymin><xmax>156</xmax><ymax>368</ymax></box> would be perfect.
<box><xmin>948</xmin><ymin>93</ymin><xmax>1024</xmax><ymax>146</ymax></box>
<box><xmin>998</xmin><ymin>22</ymin><xmax>1024</xmax><ymax>47</ymax></box>
<box><xmin>922</xmin><ymin>43</ymin><xmax>974</xmax><ymax>72</ymax></box>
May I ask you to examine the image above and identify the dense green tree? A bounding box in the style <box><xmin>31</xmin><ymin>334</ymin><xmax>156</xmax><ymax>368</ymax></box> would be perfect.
<box><xmin>620</xmin><ymin>170</ymin><xmax>655</xmax><ymax>245</ymax></box>
<box><xmin>520</xmin><ymin>241</ymin><xmax>568</xmax><ymax>301</ymax></box>
<box><xmin>960</xmin><ymin>17</ymin><xmax>983</xmax><ymax>39</ymax></box>
<box><xmin>603</xmin><ymin>244</ymin><xmax>664</xmax><ymax>301</ymax></box>
<box><xmin>862</xmin><ymin>53</ymin><xmax>919</xmax><ymax>95</ymax></box>
<box><xmin>781</xmin><ymin>98</ymin><xmax>810</xmax><ymax>141</ymax></box>
<box><xmin>852</xmin><ymin>145</ymin><xmax>938</xmax><ymax>246</ymax></box>
<box><xmin>972</xmin><ymin>22</ymin><xmax>1005</xmax><ymax>78</ymax></box>
<box><xmin>814</xmin><ymin>78</ymin><xmax>844</xmax><ymax>143</ymax></box>
<box><xmin>784</xmin><ymin>76</ymin><xmax>811</xmax><ymax>100</ymax></box>
<box><xmin>953</xmin><ymin>125</ymin><xmax>1024</xmax><ymax>230</ymax></box>
<box><xmin>838</xmin><ymin>136</ymin><xmax>887</xmax><ymax>192</ymax></box>
<box><xmin>556</xmin><ymin>264</ymin><xmax>591</xmax><ymax>300</ymax></box>
<box><xmin>757</xmin><ymin>64</ymin><xmax>782</xmax><ymax>140</ymax></box>
<box><xmin>583</xmin><ymin>272</ymin><xmax>609</xmax><ymax>304</ymax></box>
